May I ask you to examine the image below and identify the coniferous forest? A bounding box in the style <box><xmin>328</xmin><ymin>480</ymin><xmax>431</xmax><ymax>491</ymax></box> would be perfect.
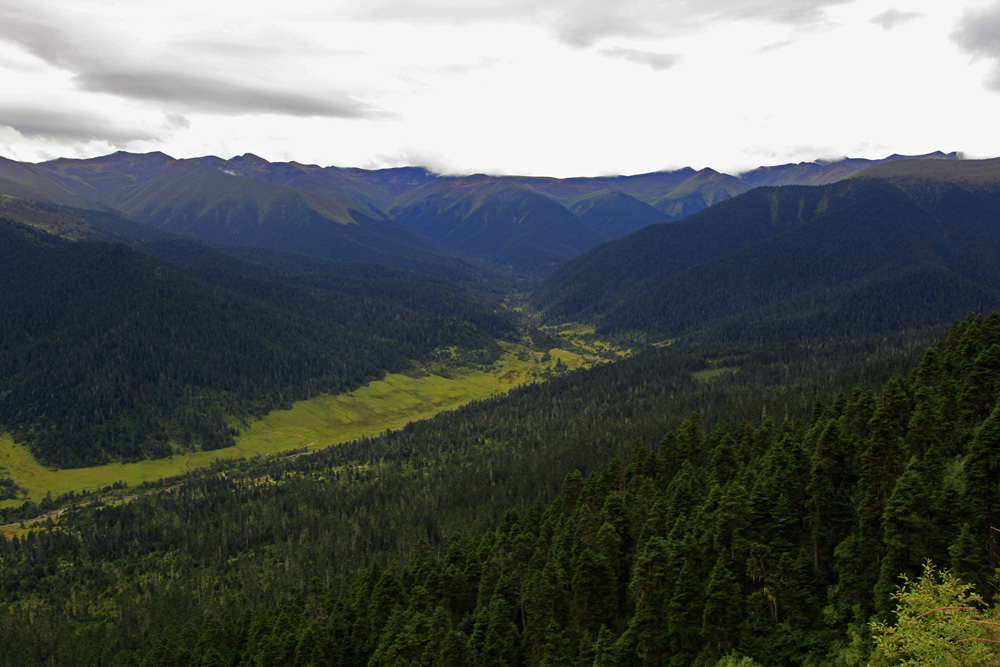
<box><xmin>2</xmin><ymin>152</ymin><xmax>1000</xmax><ymax>666</ymax></box>
<box><xmin>0</xmin><ymin>314</ymin><xmax>997</xmax><ymax>666</ymax></box>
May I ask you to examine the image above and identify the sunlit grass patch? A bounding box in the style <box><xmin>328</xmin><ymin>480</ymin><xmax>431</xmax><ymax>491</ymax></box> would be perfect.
<box><xmin>1</xmin><ymin>339</ymin><xmax>620</xmax><ymax>503</ymax></box>
<box><xmin>692</xmin><ymin>366</ymin><xmax>739</xmax><ymax>383</ymax></box>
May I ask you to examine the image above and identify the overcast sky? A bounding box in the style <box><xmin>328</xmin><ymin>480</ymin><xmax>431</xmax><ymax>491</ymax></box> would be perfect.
<box><xmin>2</xmin><ymin>0</ymin><xmax>1000</xmax><ymax>176</ymax></box>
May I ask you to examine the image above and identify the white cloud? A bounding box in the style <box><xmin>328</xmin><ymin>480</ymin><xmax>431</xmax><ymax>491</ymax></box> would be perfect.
<box><xmin>0</xmin><ymin>0</ymin><xmax>997</xmax><ymax>175</ymax></box>
<box><xmin>599</xmin><ymin>48</ymin><xmax>682</xmax><ymax>70</ymax></box>
<box><xmin>870</xmin><ymin>9</ymin><xmax>924</xmax><ymax>30</ymax></box>
<box><xmin>75</xmin><ymin>70</ymin><xmax>381</xmax><ymax>118</ymax></box>
<box><xmin>953</xmin><ymin>1</ymin><xmax>1000</xmax><ymax>90</ymax></box>
<box><xmin>0</xmin><ymin>106</ymin><xmax>156</xmax><ymax>143</ymax></box>
<box><xmin>333</xmin><ymin>0</ymin><xmax>853</xmax><ymax>46</ymax></box>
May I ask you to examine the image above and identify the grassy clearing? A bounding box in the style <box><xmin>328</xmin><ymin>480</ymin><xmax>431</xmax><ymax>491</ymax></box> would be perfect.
<box><xmin>0</xmin><ymin>338</ymin><xmax>615</xmax><ymax>504</ymax></box>
<box><xmin>692</xmin><ymin>366</ymin><xmax>739</xmax><ymax>383</ymax></box>
<box><xmin>541</xmin><ymin>323</ymin><xmax>631</xmax><ymax>358</ymax></box>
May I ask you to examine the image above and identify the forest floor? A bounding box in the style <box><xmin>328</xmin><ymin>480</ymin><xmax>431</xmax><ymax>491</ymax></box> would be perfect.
<box><xmin>0</xmin><ymin>331</ymin><xmax>617</xmax><ymax>507</ymax></box>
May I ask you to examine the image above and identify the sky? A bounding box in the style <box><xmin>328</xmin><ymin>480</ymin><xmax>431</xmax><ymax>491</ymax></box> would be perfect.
<box><xmin>2</xmin><ymin>0</ymin><xmax>1000</xmax><ymax>177</ymax></box>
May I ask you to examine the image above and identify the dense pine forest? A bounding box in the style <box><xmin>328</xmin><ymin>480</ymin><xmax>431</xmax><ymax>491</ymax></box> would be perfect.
<box><xmin>0</xmin><ymin>216</ymin><xmax>514</xmax><ymax>466</ymax></box>
<box><xmin>2</xmin><ymin>311</ymin><xmax>995</xmax><ymax>666</ymax></box>
<box><xmin>535</xmin><ymin>174</ymin><xmax>1000</xmax><ymax>340</ymax></box>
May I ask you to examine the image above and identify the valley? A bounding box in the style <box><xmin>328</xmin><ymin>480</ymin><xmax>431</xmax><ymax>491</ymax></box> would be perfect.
<box><xmin>2</xmin><ymin>149</ymin><xmax>999</xmax><ymax>667</ymax></box>
<box><xmin>0</xmin><ymin>333</ymin><xmax>609</xmax><ymax>508</ymax></box>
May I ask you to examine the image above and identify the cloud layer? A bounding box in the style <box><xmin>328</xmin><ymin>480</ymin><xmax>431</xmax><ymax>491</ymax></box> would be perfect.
<box><xmin>337</xmin><ymin>0</ymin><xmax>854</xmax><ymax>46</ymax></box>
<box><xmin>0</xmin><ymin>0</ymin><xmax>382</xmax><ymax>149</ymax></box>
<box><xmin>75</xmin><ymin>71</ymin><xmax>376</xmax><ymax>118</ymax></box>
<box><xmin>953</xmin><ymin>1</ymin><xmax>1000</xmax><ymax>90</ymax></box>
<box><xmin>0</xmin><ymin>106</ymin><xmax>156</xmax><ymax>143</ymax></box>
<box><xmin>0</xmin><ymin>0</ymin><xmax>997</xmax><ymax>175</ymax></box>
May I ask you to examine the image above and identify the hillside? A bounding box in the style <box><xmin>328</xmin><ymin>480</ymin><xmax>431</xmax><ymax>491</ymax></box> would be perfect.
<box><xmin>534</xmin><ymin>182</ymin><xmax>857</xmax><ymax>322</ymax></box>
<box><xmin>739</xmin><ymin>150</ymin><xmax>962</xmax><ymax>187</ymax></box>
<box><xmin>567</xmin><ymin>190</ymin><xmax>668</xmax><ymax>238</ymax></box>
<box><xmin>535</xmin><ymin>160</ymin><xmax>1000</xmax><ymax>339</ymax></box>
<box><xmin>1</xmin><ymin>303</ymin><xmax>994</xmax><ymax>665</ymax></box>
<box><xmin>0</xmin><ymin>216</ymin><xmax>515</xmax><ymax>467</ymax></box>
<box><xmin>0</xmin><ymin>152</ymin><xmax>488</xmax><ymax>280</ymax></box>
<box><xmin>0</xmin><ymin>151</ymin><xmax>971</xmax><ymax>282</ymax></box>
<box><xmin>192</xmin><ymin>152</ymin><xmax>437</xmax><ymax>218</ymax></box>
<box><xmin>390</xmin><ymin>176</ymin><xmax>608</xmax><ymax>274</ymax></box>
<box><xmin>518</xmin><ymin>167</ymin><xmax>751</xmax><ymax>222</ymax></box>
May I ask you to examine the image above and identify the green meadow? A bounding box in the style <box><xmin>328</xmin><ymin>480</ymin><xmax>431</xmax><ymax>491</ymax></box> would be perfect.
<box><xmin>0</xmin><ymin>343</ymin><xmax>597</xmax><ymax>506</ymax></box>
<box><xmin>691</xmin><ymin>366</ymin><xmax>739</xmax><ymax>383</ymax></box>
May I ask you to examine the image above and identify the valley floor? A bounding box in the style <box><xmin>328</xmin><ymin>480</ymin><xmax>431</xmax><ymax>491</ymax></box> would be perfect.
<box><xmin>0</xmin><ymin>334</ymin><xmax>609</xmax><ymax>509</ymax></box>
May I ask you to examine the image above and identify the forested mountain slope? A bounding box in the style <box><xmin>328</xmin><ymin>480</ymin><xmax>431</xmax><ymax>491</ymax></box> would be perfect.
<box><xmin>0</xmin><ymin>193</ymin><xmax>508</xmax><ymax>291</ymax></box>
<box><xmin>0</xmin><ymin>216</ymin><xmax>515</xmax><ymax>467</ymax></box>
<box><xmin>305</xmin><ymin>312</ymin><xmax>1000</xmax><ymax>667</ymax></box>
<box><xmin>535</xmin><ymin>162</ymin><xmax>1000</xmax><ymax>339</ymax></box>
<box><xmin>566</xmin><ymin>190</ymin><xmax>668</xmax><ymax>239</ymax></box>
<box><xmin>0</xmin><ymin>152</ymin><xmax>488</xmax><ymax>279</ymax></box>
<box><xmin>0</xmin><ymin>307</ymin><xmax>993</xmax><ymax>665</ymax></box>
<box><xmin>390</xmin><ymin>177</ymin><xmax>608</xmax><ymax>274</ymax></box>
<box><xmin>534</xmin><ymin>180</ymin><xmax>873</xmax><ymax>322</ymax></box>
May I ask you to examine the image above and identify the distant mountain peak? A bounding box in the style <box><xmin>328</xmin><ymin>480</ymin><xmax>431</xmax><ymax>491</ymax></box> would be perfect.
<box><xmin>231</xmin><ymin>152</ymin><xmax>269</xmax><ymax>164</ymax></box>
<box><xmin>882</xmin><ymin>150</ymin><xmax>961</xmax><ymax>162</ymax></box>
<box><xmin>739</xmin><ymin>151</ymin><xmax>963</xmax><ymax>188</ymax></box>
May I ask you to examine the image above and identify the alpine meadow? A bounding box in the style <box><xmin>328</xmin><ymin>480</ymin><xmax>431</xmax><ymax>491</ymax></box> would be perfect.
<box><xmin>2</xmin><ymin>145</ymin><xmax>1000</xmax><ymax>667</ymax></box>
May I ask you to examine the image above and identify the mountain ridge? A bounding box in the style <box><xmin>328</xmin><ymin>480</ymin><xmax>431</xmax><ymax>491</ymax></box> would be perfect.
<box><xmin>0</xmin><ymin>150</ymin><xmax>970</xmax><ymax>277</ymax></box>
<box><xmin>534</xmin><ymin>157</ymin><xmax>1000</xmax><ymax>339</ymax></box>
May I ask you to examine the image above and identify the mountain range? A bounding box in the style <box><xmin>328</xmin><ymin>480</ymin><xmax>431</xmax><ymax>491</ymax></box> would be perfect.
<box><xmin>0</xmin><ymin>146</ymin><xmax>992</xmax><ymax>467</ymax></box>
<box><xmin>0</xmin><ymin>149</ymin><xmax>961</xmax><ymax>275</ymax></box>
<box><xmin>5</xmin><ymin>140</ymin><xmax>1000</xmax><ymax>667</ymax></box>
<box><xmin>535</xmin><ymin>157</ymin><xmax>1000</xmax><ymax>340</ymax></box>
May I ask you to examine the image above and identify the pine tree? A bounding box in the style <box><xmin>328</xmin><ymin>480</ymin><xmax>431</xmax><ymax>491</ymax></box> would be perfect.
<box><xmin>961</xmin><ymin>403</ymin><xmax>1000</xmax><ymax>573</ymax></box>
<box><xmin>621</xmin><ymin>535</ymin><xmax>672</xmax><ymax>664</ymax></box>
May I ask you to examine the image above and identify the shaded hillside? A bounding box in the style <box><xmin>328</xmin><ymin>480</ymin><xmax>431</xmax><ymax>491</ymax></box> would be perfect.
<box><xmin>647</xmin><ymin>167</ymin><xmax>750</xmax><ymax>218</ymax></box>
<box><xmin>0</xmin><ymin>217</ymin><xmax>515</xmax><ymax>467</ymax></box>
<box><xmin>704</xmin><ymin>261</ymin><xmax>1000</xmax><ymax>342</ymax></box>
<box><xmin>534</xmin><ymin>182</ymin><xmax>861</xmax><ymax>322</ymax></box>
<box><xmin>536</xmin><ymin>162</ymin><xmax>1000</xmax><ymax>339</ymax></box>
<box><xmin>0</xmin><ymin>194</ymin><xmax>508</xmax><ymax>291</ymax></box>
<box><xmin>0</xmin><ymin>152</ymin><xmax>486</xmax><ymax>281</ymax></box>
<box><xmin>519</xmin><ymin>167</ymin><xmax>751</xmax><ymax>222</ymax></box>
<box><xmin>0</xmin><ymin>192</ymin><xmax>179</xmax><ymax>244</ymax></box>
<box><xmin>391</xmin><ymin>176</ymin><xmax>607</xmax><ymax>274</ymax></box>
<box><xmin>567</xmin><ymin>190</ymin><xmax>668</xmax><ymax>238</ymax></box>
